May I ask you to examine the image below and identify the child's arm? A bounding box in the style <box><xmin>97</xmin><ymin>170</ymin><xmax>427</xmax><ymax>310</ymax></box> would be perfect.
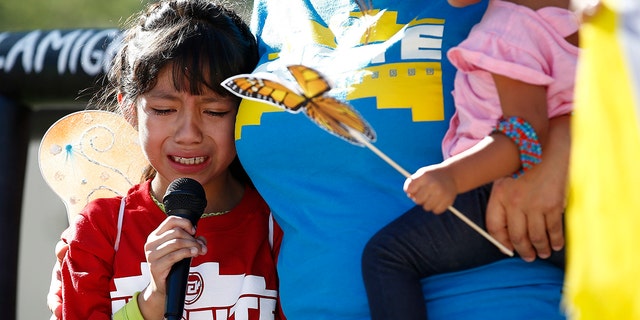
<box><xmin>405</xmin><ymin>74</ymin><xmax>549</xmax><ymax>214</ymax></box>
<box><xmin>449</xmin><ymin>73</ymin><xmax>550</xmax><ymax>193</ymax></box>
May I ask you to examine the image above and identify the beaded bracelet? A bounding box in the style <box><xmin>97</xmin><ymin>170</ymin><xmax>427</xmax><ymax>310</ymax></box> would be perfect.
<box><xmin>492</xmin><ymin>116</ymin><xmax>542</xmax><ymax>178</ymax></box>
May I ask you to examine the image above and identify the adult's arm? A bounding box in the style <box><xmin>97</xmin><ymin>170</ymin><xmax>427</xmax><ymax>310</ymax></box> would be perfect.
<box><xmin>47</xmin><ymin>240</ymin><xmax>67</xmax><ymax>320</ymax></box>
<box><xmin>486</xmin><ymin>114</ymin><xmax>570</xmax><ymax>261</ymax></box>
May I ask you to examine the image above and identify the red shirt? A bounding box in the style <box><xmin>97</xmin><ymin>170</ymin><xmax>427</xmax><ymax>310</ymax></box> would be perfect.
<box><xmin>61</xmin><ymin>180</ymin><xmax>282</xmax><ymax>319</ymax></box>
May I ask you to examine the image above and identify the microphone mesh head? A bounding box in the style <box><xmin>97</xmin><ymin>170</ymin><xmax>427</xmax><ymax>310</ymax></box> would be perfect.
<box><xmin>163</xmin><ymin>177</ymin><xmax>207</xmax><ymax>213</ymax></box>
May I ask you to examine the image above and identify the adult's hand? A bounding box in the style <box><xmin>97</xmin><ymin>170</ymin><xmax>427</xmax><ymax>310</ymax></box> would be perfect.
<box><xmin>47</xmin><ymin>240</ymin><xmax>68</xmax><ymax>320</ymax></box>
<box><xmin>486</xmin><ymin>115</ymin><xmax>570</xmax><ymax>261</ymax></box>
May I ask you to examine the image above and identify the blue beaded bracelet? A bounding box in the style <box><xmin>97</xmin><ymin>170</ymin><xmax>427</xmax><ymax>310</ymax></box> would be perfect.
<box><xmin>493</xmin><ymin>116</ymin><xmax>542</xmax><ymax>178</ymax></box>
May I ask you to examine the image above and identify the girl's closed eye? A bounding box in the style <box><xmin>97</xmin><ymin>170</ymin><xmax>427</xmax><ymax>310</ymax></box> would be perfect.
<box><xmin>152</xmin><ymin>108</ymin><xmax>175</xmax><ymax>116</ymax></box>
<box><xmin>204</xmin><ymin>109</ymin><xmax>230</xmax><ymax>117</ymax></box>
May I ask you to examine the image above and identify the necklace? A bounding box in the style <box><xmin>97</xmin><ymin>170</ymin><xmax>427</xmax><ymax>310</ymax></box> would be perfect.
<box><xmin>201</xmin><ymin>210</ymin><xmax>231</xmax><ymax>218</ymax></box>
<box><xmin>150</xmin><ymin>191</ymin><xmax>231</xmax><ymax>218</ymax></box>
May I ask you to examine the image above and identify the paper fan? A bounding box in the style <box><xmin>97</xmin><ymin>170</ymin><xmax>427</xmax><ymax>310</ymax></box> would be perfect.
<box><xmin>38</xmin><ymin>110</ymin><xmax>148</xmax><ymax>223</ymax></box>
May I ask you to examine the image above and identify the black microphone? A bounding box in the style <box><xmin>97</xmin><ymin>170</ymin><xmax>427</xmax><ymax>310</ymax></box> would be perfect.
<box><xmin>162</xmin><ymin>177</ymin><xmax>207</xmax><ymax>320</ymax></box>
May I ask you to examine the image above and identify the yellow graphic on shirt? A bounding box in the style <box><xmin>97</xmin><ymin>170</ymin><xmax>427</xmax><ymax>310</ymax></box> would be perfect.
<box><xmin>302</xmin><ymin>19</ymin><xmax>336</xmax><ymax>49</ymax></box>
<box><xmin>348</xmin><ymin>62</ymin><xmax>444</xmax><ymax>122</ymax></box>
<box><xmin>351</xmin><ymin>9</ymin><xmax>405</xmax><ymax>44</ymax></box>
<box><xmin>236</xmin><ymin>10</ymin><xmax>446</xmax><ymax>140</ymax></box>
<box><xmin>235</xmin><ymin>100</ymin><xmax>280</xmax><ymax>140</ymax></box>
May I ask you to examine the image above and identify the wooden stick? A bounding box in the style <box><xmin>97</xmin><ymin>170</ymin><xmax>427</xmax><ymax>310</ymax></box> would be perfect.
<box><xmin>445</xmin><ymin>206</ymin><xmax>514</xmax><ymax>256</ymax></box>
<box><xmin>347</xmin><ymin>127</ymin><xmax>514</xmax><ymax>257</ymax></box>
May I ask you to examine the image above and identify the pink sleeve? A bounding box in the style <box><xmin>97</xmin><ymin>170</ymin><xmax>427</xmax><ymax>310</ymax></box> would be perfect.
<box><xmin>447</xmin><ymin>25</ymin><xmax>554</xmax><ymax>86</ymax></box>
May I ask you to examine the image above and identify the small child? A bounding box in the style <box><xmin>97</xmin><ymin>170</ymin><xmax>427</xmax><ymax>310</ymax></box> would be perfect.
<box><xmin>57</xmin><ymin>0</ymin><xmax>283</xmax><ymax>319</ymax></box>
<box><xmin>362</xmin><ymin>0</ymin><xmax>578</xmax><ymax>318</ymax></box>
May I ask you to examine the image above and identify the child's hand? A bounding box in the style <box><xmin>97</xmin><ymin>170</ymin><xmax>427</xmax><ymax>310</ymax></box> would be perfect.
<box><xmin>144</xmin><ymin>217</ymin><xmax>207</xmax><ymax>295</ymax></box>
<box><xmin>138</xmin><ymin>216</ymin><xmax>208</xmax><ymax>319</ymax></box>
<box><xmin>404</xmin><ymin>165</ymin><xmax>457</xmax><ymax>214</ymax></box>
<box><xmin>144</xmin><ymin>216</ymin><xmax>207</xmax><ymax>292</ymax></box>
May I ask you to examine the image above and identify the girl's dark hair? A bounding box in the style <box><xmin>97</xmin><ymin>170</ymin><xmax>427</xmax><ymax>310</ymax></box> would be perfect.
<box><xmin>95</xmin><ymin>0</ymin><xmax>258</xmax><ymax>184</ymax></box>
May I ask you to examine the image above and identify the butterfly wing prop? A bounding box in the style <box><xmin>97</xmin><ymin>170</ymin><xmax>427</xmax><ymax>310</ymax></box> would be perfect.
<box><xmin>305</xmin><ymin>96</ymin><xmax>376</xmax><ymax>144</ymax></box>
<box><xmin>39</xmin><ymin>110</ymin><xmax>148</xmax><ymax>223</ymax></box>
<box><xmin>222</xmin><ymin>64</ymin><xmax>376</xmax><ymax>145</ymax></box>
<box><xmin>224</xmin><ymin>75</ymin><xmax>308</xmax><ymax>112</ymax></box>
<box><xmin>287</xmin><ymin>64</ymin><xmax>331</xmax><ymax>98</ymax></box>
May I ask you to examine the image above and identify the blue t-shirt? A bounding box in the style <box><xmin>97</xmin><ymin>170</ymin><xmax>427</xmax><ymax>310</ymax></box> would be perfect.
<box><xmin>235</xmin><ymin>0</ymin><xmax>565</xmax><ymax>319</ymax></box>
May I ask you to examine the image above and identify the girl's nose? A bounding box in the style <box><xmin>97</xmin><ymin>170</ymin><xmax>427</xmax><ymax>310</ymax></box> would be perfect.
<box><xmin>174</xmin><ymin>111</ymin><xmax>203</xmax><ymax>144</ymax></box>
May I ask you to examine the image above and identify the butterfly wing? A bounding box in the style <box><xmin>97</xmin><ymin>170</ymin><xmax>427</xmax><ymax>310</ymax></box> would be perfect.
<box><xmin>39</xmin><ymin>110</ymin><xmax>148</xmax><ymax>223</ymax></box>
<box><xmin>223</xmin><ymin>75</ymin><xmax>307</xmax><ymax>112</ymax></box>
<box><xmin>287</xmin><ymin>65</ymin><xmax>331</xmax><ymax>98</ymax></box>
<box><xmin>305</xmin><ymin>96</ymin><xmax>376</xmax><ymax>145</ymax></box>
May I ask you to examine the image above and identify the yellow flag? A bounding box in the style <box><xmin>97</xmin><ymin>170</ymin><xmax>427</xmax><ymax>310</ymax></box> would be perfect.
<box><xmin>565</xmin><ymin>1</ymin><xmax>640</xmax><ymax>318</ymax></box>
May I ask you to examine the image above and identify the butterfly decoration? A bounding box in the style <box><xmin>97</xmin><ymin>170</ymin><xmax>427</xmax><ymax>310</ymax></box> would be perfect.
<box><xmin>39</xmin><ymin>110</ymin><xmax>148</xmax><ymax>223</ymax></box>
<box><xmin>222</xmin><ymin>64</ymin><xmax>376</xmax><ymax>145</ymax></box>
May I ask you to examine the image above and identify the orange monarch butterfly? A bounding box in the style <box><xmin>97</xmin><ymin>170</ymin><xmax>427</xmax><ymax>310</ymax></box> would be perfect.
<box><xmin>222</xmin><ymin>64</ymin><xmax>376</xmax><ymax>145</ymax></box>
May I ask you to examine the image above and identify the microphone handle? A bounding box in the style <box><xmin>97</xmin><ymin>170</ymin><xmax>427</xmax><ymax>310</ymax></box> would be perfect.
<box><xmin>164</xmin><ymin>208</ymin><xmax>201</xmax><ymax>320</ymax></box>
<box><xmin>164</xmin><ymin>257</ymin><xmax>192</xmax><ymax>320</ymax></box>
